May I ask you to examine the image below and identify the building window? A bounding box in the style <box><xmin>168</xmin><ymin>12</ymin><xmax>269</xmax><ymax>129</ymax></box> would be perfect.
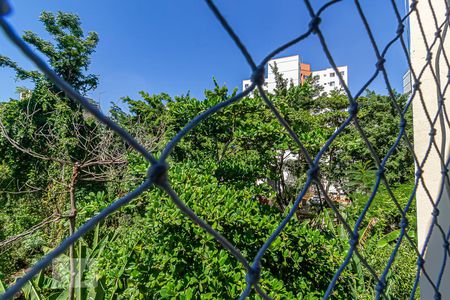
<box><xmin>340</xmin><ymin>71</ymin><xmax>345</xmax><ymax>76</ymax></box>
<box><xmin>244</xmin><ymin>84</ymin><xmax>249</xmax><ymax>89</ymax></box>
<box><xmin>330</xmin><ymin>72</ymin><xmax>335</xmax><ymax>77</ymax></box>
<box><xmin>329</xmin><ymin>81</ymin><xmax>335</xmax><ymax>87</ymax></box>
<box><xmin>314</xmin><ymin>75</ymin><xmax>320</xmax><ymax>80</ymax></box>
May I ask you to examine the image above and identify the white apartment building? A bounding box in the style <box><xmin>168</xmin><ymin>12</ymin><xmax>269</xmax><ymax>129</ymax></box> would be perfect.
<box><xmin>312</xmin><ymin>66</ymin><xmax>348</xmax><ymax>94</ymax></box>
<box><xmin>242</xmin><ymin>54</ymin><xmax>348</xmax><ymax>95</ymax></box>
<box><xmin>242</xmin><ymin>55</ymin><xmax>309</xmax><ymax>93</ymax></box>
<box><xmin>403</xmin><ymin>69</ymin><xmax>412</xmax><ymax>94</ymax></box>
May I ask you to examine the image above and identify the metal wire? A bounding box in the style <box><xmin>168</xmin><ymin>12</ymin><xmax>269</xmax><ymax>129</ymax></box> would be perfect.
<box><xmin>0</xmin><ymin>0</ymin><xmax>449</xmax><ymax>298</ymax></box>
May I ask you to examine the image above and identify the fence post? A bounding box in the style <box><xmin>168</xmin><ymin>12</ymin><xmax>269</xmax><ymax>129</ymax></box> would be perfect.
<box><xmin>410</xmin><ymin>0</ymin><xmax>450</xmax><ymax>298</ymax></box>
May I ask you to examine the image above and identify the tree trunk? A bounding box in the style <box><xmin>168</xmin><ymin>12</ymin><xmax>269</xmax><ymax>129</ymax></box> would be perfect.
<box><xmin>68</xmin><ymin>162</ymin><xmax>79</xmax><ymax>300</ymax></box>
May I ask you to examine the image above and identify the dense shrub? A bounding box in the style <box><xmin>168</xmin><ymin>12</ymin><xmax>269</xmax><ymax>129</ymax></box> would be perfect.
<box><xmin>98</xmin><ymin>163</ymin><xmax>356</xmax><ymax>299</ymax></box>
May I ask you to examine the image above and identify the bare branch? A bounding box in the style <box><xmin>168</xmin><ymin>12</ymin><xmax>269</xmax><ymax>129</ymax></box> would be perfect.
<box><xmin>0</xmin><ymin>118</ymin><xmax>69</xmax><ymax>164</ymax></box>
<box><xmin>0</xmin><ymin>213</ymin><xmax>62</xmax><ymax>248</ymax></box>
<box><xmin>80</xmin><ymin>159</ymin><xmax>127</xmax><ymax>168</ymax></box>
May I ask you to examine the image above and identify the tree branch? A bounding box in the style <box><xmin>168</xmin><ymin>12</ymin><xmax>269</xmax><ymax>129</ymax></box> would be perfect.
<box><xmin>0</xmin><ymin>118</ymin><xmax>69</xmax><ymax>164</ymax></box>
<box><xmin>0</xmin><ymin>213</ymin><xmax>62</xmax><ymax>248</ymax></box>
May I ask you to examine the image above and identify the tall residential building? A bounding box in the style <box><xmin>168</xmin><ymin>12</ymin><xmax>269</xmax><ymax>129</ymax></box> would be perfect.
<box><xmin>403</xmin><ymin>69</ymin><xmax>412</xmax><ymax>94</ymax></box>
<box><xmin>242</xmin><ymin>55</ymin><xmax>311</xmax><ymax>93</ymax></box>
<box><xmin>242</xmin><ymin>54</ymin><xmax>348</xmax><ymax>95</ymax></box>
<box><xmin>312</xmin><ymin>66</ymin><xmax>348</xmax><ymax>94</ymax></box>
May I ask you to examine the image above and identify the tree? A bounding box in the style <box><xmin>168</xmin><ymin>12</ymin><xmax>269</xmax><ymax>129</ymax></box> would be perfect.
<box><xmin>0</xmin><ymin>11</ymin><xmax>102</xmax><ymax>197</ymax></box>
<box><xmin>0</xmin><ymin>12</ymin><xmax>112</xmax><ymax>300</ymax></box>
<box><xmin>0</xmin><ymin>11</ymin><xmax>99</xmax><ymax>95</ymax></box>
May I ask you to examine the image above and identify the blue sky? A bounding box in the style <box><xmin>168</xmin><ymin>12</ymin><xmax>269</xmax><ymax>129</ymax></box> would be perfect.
<box><xmin>0</xmin><ymin>0</ymin><xmax>410</xmax><ymax>110</ymax></box>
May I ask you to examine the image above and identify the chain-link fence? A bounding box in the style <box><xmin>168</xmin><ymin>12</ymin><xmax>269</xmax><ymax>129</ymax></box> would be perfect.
<box><xmin>0</xmin><ymin>0</ymin><xmax>449</xmax><ymax>299</ymax></box>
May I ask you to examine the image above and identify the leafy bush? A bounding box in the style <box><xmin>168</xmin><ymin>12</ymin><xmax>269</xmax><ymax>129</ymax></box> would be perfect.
<box><xmin>98</xmin><ymin>163</ymin><xmax>356</xmax><ymax>299</ymax></box>
<box><xmin>344</xmin><ymin>182</ymin><xmax>418</xmax><ymax>299</ymax></box>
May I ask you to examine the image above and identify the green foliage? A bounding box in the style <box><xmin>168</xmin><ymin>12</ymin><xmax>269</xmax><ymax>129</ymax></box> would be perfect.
<box><xmin>0</xmin><ymin>10</ymin><xmax>118</xmax><ymax>282</ymax></box>
<box><xmin>120</xmin><ymin>71</ymin><xmax>413</xmax><ymax>207</ymax></box>
<box><xmin>344</xmin><ymin>161</ymin><xmax>376</xmax><ymax>194</ymax></box>
<box><xmin>346</xmin><ymin>182</ymin><xmax>418</xmax><ymax>299</ymax></box>
<box><xmin>98</xmin><ymin>163</ymin><xmax>355</xmax><ymax>299</ymax></box>
<box><xmin>0</xmin><ymin>225</ymin><xmax>111</xmax><ymax>300</ymax></box>
<box><xmin>0</xmin><ymin>11</ymin><xmax>99</xmax><ymax>94</ymax></box>
<box><xmin>0</xmin><ymin>11</ymin><xmax>418</xmax><ymax>300</ymax></box>
<box><xmin>329</xmin><ymin>90</ymin><xmax>413</xmax><ymax>191</ymax></box>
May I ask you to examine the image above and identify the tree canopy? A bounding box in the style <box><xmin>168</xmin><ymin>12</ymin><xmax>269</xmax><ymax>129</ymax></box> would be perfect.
<box><xmin>0</xmin><ymin>11</ymin><xmax>417</xmax><ymax>300</ymax></box>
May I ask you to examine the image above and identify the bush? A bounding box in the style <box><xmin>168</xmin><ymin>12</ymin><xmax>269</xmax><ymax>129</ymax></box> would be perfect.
<box><xmin>98</xmin><ymin>163</ymin><xmax>355</xmax><ymax>299</ymax></box>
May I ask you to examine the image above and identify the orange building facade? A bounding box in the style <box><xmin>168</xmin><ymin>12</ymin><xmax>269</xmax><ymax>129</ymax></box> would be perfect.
<box><xmin>300</xmin><ymin>63</ymin><xmax>312</xmax><ymax>84</ymax></box>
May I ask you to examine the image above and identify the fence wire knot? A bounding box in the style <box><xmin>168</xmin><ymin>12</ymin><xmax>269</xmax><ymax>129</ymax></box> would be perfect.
<box><xmin>418</xmin><ymin>257</ymin><xmax>425</xmax><ymax>268</ymax></box>
<box><xmin>376</xmin><ymin>58</ymin><xmax>386</xmax><ymax>71</ymax></box>
<box><xmin>413</xmin><ymin>80</ymin><xmax>421</xmax><ymax>89</ymax></box>
<box><xmin>435</xmin><ymin>28</ymin><xmax>442</xmax><ymax>38</ymax></box>
<box><xmin>376</xmin><ymin>167</ymin><xmax>385</xmax><ymax>177</ymax></box>
<box><xmin>251</xmin><ymin>66</ymin><xmax>265</xmax><ymax>86</ymax></box>
<box><xmin>432</xmin><ymin>208</ymin><xmax>440</xmax><ymax>217</ymax></box>
<box><xmin>349</xmin><ymin>236</ymin><xmax>359</xmax><ymax>247</ymax></box>
<box><xmin>246</xmin><ymin>265</ymin><xmax>261</xmax><ymax>286</ymax></box>
<box><xmin>429</xmin><ymin>128</ymin><xmax>437</xmax><ymax>136</ymax></box>
<box><xmin>375</xmin><ymin>282</ymin><xmax>385</xmax><ymax>294</ymax></box>
<box><xmin>0</xmin><ymin>0</ymin><xmax>10</xmax><ymax>16</ymax></box>
<box><xmin>307</xmin><ymin>164</ymin><xmax>319</xmax><ymax>179</ymax></box>
<box><xmin>347</xmin><ymin>102</ymin><xmax>358</xmax><ymax>116</ymax></box>
<box><xmin>400</xmin><ymin>218</ymin><xmax>408</xmax><ymax>228</ymax></box>
<box><xmin>309</xmin><ymin>16</ymin><xmax>321</xmax><ymax>34</ymax></box>
<box><xmin>416</xmin><ymin>168</ymin><xmax>423</xmax><ymax>177</ymax></box>
<box><xmin>443</xmin><ymin>240</ymin><xmax>449</xmax><ymax>249</ymax></box>
<box><xmin>148</xmin><ymin>162</ymin><xmax>169</xmax><ymax>187</ymax></box>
